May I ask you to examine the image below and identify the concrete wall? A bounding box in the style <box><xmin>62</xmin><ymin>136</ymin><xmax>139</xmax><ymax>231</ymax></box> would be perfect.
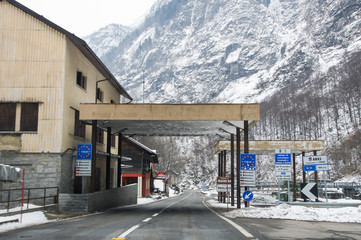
<box><xmin>59</xmin><ymin>184</ymin><xmax>137</xmax><ymax>213</ymax></box>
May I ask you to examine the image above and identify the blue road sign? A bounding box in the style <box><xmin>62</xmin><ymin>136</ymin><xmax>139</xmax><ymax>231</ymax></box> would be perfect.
<box><xmin>240</xmin><ymin>154</ymin><xmax>256</xmax><ymax>170</ymax></box>
<box><xmin>77</xmin><ymin>144</ymin><xmax>92</xmax><ymax>160</ymax></box>
<box><xmin>275</xmin><ymin>153</ymin><xmax>292</xmax><ymax>165</ymax></box>
<box><xmin>243</xmin><ymin>190</ymin><xmax>254</xmax><ymax>201</ymax></box>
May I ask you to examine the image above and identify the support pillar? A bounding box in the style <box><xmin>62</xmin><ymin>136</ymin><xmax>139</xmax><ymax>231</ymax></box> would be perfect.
<box><xmin>117</xmin><ymin>133</ymin><xmax>122</xmax><ymax>188</ymax></box>
<box><xmin>236</xmin><ymin>127</ymin><xmax>241</xmax><ymax>209</ymax></box>
<box><xmin>106</xmin><ymin>127</ymin><xmax>111</xmax><ymax>190</ymax></box>
<box><xmin>292</xmin><ymin>153</ymin><xmax>297</xmax><ymax>201</ymax></box>
<box><xmin>90</xmin><ymin>120</ymin><xmax>97</xmax><ymax>193</ymax></box>
<box><xmin>230</xmin><ymin>134</ymin><xmax>235</xmax><ymax>206</ymax></box>
<box><xmin>244</xmin><ymin>120</ymin><xmax>249</xmax><ymax>208</ymax></box>
<box><xmin>314</xmin><ymin>150</ymin><xmax>319</xmax><ymax>202</ymax></box>
<box><xmin>218</xmin><ymin>152</ymin><xmax>221</xmax><ymax>202</ymax></box>
<box><xmin>223</xmin><ymin>150</ymin><xmax>227</xmax><ymax>203</ymax></box>
<box><xmin>302</xmin><ymin>151</ymin><xmax>306</xmax><ymax>202</ymax></box>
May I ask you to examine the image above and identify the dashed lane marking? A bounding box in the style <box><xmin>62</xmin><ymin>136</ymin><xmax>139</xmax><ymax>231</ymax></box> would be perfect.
<box><xmin>143</xmin><ymin>217</ymin><xmax>152</xmax><ymax>222</ymax></box>
<box><xmin>113</xmin><ymin>193</ymin><xmax>192</xmax><ymax>239</ymax></box>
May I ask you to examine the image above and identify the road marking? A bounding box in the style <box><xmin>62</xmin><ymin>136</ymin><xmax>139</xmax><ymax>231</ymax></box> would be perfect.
<box><xmin>113</xmin><ymin>193</ymin><xmax>192</xmax><ymax>239</ymax></box>
<box><xmin>202</xmin><ymin>197</ymin><xmax>254</xmax><ymax>238</ymax></box>
<box><xmin>112</xmin><ymin>238</ymin><xmax>125</xmax><ymax>240</ymax></box>
<box><xmin>116</xmin><ymin>224</ymin><xmax>140</xmax><ymax>238</ymax></box>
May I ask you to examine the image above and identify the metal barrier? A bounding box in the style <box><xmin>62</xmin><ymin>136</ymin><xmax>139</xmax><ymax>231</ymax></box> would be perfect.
<box><xmin>0</xmin><ymin>187</ymin><xmax>59</xmax><ymax>212</ymax></box>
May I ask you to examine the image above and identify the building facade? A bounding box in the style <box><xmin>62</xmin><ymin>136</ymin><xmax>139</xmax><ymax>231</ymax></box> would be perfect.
<box><xmin>121</xmin><ymin>137</ymin><xmax>158</xmax><ymax>197</ymax></box>
<box><xmin>0</xmin><ymin>0</ymin><xmax>132</xmax><ymax>194</ymax></box>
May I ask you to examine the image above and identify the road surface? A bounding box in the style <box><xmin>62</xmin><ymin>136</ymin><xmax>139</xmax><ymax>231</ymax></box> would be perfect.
<box><xmin>0</xmin><ymin>191</ymin><xmax>360</xmax><ymax>239</ymax></box>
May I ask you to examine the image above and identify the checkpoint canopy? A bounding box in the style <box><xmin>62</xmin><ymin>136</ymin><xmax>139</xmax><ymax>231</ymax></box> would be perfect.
<box><xmin>79</xmin><ymin>103</ymin><xmax>260</xmax><ymax>136</ymax></box>
<box><xmin>214</xmin><ymin>140</ymin><xmax>326</xmax><ymax>155</ymax></box>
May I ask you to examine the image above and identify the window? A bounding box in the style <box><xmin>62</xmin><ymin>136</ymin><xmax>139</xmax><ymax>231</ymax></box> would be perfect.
<box><xmin>0</xmin><ymin>103</ymin><xmax>16</xmax><ymax>131</ymax></box>
<box><xmin>96</xmin><ymin>128</ymin><xmax>104</xmax><ymax>144</ymax></box>
<box><xmin>76</xmin><ymin>71</ymin><xmax>87</xmax><ymax>90</ymax></box>
<box><xmin>74</xmin><ymin>110</ymin><xmax>86</xmax><ymax>138</ymax></box>
<box><xmin>111</xmin><ymin>134</ymin><xmax>116</xmax><ymax>147</ymax></box>
<box><xmin>20</xmin><ymin>103</ymin><xmax>38</xmax><ymax>132</ymax></box>
<box><xmin>96</xmin><ymin>88</ymin><xmax>103</xmax><ymax>102</ymax></box>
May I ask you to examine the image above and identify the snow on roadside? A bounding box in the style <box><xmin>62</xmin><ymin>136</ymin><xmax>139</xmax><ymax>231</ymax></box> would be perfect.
<box><xmin>0</xmin><ymin>211</ymin><xmax>48</xmax><ymax>233</ymax></box>
<box><xmin>205</xmin><ymin>190</ymin><xmax>361</xmax><ymax>223</ymax></box>
<box><xmin>223</xmin><ymin>203</ymin><xmax>361</xmax><ymax>223</ymax></box>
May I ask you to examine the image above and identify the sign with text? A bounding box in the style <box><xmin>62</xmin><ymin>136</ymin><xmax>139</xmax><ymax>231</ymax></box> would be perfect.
<box><xmin>76</xmin><ymin>144</ymin><xmax>92</xmax><ymax>176</ymax></box>
<box><xmin>240</xmin><ymin>170</ymin><xmax>256</xmax><ymax>186</ymax></box>
<box><xmin>303</xmin><ymin>155</ymin><xmax>328</xmax><ymax>171</ymax></box>
<box><xmin>275</xmin><ymin>153</ymin><xmax>292</xmax><ymax>165</ymax></box>
<box><xmin>275</xmin><ymin>151</ymin><xmax>292</xmax><ymax>181</ymax></box>
<box><xmin>217</xmin><ymin>177</ymin><xmax>231</xmax><ymax>192</ymax></box>
<box><xmin>240</xmin><ymin>154</ymin><xmax>256</xmax><ymax>170</ymax></box>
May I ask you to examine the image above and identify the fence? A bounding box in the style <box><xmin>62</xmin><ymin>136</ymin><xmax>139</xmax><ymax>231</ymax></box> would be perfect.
<box><xmin>0</xmin><ymin>187</ymin><xmax>59</xmax><ymax>212</ymax></box>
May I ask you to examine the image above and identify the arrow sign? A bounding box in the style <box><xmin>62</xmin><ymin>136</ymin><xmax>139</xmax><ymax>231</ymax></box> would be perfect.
<box><xmin>301</xmin><ymin>183</ymin><xmax>318</xmax><ymax>200</ymax></box>
<box><xmin>242</xmin><ymin>190</ymin><xmax>254</xmax><ymax>202</ymax></box>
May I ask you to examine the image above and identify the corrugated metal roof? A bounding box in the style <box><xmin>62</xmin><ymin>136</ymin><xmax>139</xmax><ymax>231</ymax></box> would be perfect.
<box><xmin>4</xmin><ymin>0</ymin><xmax>133</xmax><ymax>101</ymax></box>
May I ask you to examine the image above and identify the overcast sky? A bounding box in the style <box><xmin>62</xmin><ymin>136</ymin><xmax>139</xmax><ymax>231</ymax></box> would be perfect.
<box><xmin>16</xmin><ymin>0</ymin><xmax>157</xmax><ymax>37</ymax></box>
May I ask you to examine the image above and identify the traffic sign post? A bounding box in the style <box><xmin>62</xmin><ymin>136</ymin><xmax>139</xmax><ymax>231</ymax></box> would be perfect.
<box><xmin>76</xmin><ymin>144</ymin><xmax>92</xmax><ymax>177</ymax></box>
<box><xmin>243</xmin><ymin>190</ymin><xmax>254</xmax><ymax>202</ymax></box>
<box><xmin>303</xmin><ymin>155</ymin><xmax>328</xmax><ymax>171</ymax></box>
<box><xmin>240</xmin><ymin>154</ymin><xmax>256</xmax><ymax>208</ymax></box>
<box><xmin>275</xmin><ymin>150</ymin><xmax>292</xmax><ymax>202</ymax></box>
<box><xmin>301</xmin><ymin>183</ymin><xmax>318</xmax><ymax>200</ymax></box>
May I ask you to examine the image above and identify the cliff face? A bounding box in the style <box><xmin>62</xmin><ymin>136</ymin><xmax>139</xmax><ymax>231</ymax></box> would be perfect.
<box><xmin>87</xmin><ymin>0</ymin><xmax>361</xmax><ymax>104</ymax></box>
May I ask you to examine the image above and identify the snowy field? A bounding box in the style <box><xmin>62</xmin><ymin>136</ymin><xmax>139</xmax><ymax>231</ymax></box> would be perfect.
<box><xmin>205</xmin><ymin>190</ymin><xmax>361</xmax><ymax>223</ymax></box>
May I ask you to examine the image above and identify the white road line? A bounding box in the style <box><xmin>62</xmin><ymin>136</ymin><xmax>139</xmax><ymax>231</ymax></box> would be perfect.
<box><xmin>202</xmin><ymin>197</ymin><xmax>254</xmax><ymax>238</ymax></box>
<box><xmin>117</xmin><ymin>224</ymin><xmax>140</xmax><ymax>238</ymax></box>
<box><xmin>114</xmin><ymin>193</ymin><xmax>192</xmax><ymax>239</ymax></box>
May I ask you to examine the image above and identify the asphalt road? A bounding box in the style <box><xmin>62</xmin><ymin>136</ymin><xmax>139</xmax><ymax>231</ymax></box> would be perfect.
<box><xmin>1</xmin><ymin>191</ymin><xmax>360</xmax><ymax>240</ymax></box>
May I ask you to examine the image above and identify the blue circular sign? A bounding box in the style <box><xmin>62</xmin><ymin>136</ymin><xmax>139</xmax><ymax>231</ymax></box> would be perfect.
<box><xmin>243</xmin><ymin>190</ymin><xmax>254</xmax><ymax>202</ymax></box>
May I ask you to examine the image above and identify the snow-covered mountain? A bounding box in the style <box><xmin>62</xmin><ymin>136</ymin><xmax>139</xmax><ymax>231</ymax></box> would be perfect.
<box><xmin>84</xmin><ymin>24</ymin><xmax>131</xmax><ymax>59</ymax></box>
<box><xmin>85</xmin><ymin>0</ymin><xmax>361</xmax><ymax>185</ymax></box>
<box><xmin>88</xmin><ymin>0</ymin><xmax>361</xmax><ymax>104</ymax></box>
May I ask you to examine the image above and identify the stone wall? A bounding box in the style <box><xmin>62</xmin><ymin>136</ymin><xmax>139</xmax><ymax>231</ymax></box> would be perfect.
<box><xmin>0</xmin><ymin>151</ymin><xmax>63</xmax><ymax>190</ymax></box>
<box><xmin>59</xmin><ymin>184</ymin><xmax>137</xmax><ymax>213</ymax></box>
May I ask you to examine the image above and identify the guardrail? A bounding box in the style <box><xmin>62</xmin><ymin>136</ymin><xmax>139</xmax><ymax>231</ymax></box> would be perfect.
<box><xmin>0</xmin><ymin>187</ymin><xmax>59</xmax><ymax>212</ymax></box>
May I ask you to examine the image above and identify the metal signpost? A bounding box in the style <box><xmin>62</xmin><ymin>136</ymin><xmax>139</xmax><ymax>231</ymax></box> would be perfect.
<box><xmin>240</xmin><ymin>154</ymin><xmax>256</xmax><ymax>186</ymax></box>
<box><xmin>303</xmin><ymin>155</ymin><xmax>329</xmax><ymax>202</ymax></box>
<box><xmin>275</xmin><ymin>149</ymin><xmax>292</xmax><ymax>202</ymax></box>
<box><xmin>240</xmin><ymin>154</ymin><xmax>256</xmax><ymax>207</ymax></box>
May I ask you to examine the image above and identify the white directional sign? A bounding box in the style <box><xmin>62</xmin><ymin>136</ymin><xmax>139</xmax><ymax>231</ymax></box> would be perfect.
<box><xmin>301</xmin><ymin>183</ymin><xmax>318</xmax><ymax>200</ymax></box>
<box><xmin>217</xmin><ymin>177</ymin><xmax>231</xmax><ymax>192</ymax></box>
<box><xmin>303</xmin><ymin>155</ymin><xmax>329</xmax><ymax>171</ymax></box>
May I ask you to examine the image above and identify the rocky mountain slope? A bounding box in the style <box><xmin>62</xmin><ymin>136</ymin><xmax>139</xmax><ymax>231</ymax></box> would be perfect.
<box><xmin>85</xmin><ymin>0</ymin><xmax>361</xmax><ymax>184</ymax></box>
<box><xmin>87</xmin><ymin>0</ymin><xmax>361</xmax><ymax>104</ymax></box>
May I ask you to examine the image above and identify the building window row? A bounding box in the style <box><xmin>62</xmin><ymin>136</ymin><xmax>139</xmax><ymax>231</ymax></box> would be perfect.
<box><xmin>0</xmin><ymin>102</ymin><xmax>39</xmax><ymax>132</ymax></box>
